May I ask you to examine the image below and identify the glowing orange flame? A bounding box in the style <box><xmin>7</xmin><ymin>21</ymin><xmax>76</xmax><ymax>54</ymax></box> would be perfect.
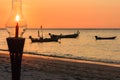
<box><xmin>16</xmin><ymin>15</ymin><xmax>20</xmax><ymax>22</ymax></box>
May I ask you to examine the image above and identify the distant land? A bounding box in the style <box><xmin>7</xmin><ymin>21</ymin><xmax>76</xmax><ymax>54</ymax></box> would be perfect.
<box><xmin>26</xmin><ymin>28</ymin><xmax>120</xmax><ymax>30</ymax></box>
<box><xmin>1</xmin><ymin>28</ymin><xmax>120</xmax><ymax>30</ymax></box>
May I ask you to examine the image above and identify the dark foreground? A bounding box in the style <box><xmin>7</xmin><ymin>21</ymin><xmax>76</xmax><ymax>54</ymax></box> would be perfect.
<box><xmin>0</xmin><ymin>52</ymin><xmax>120</xmax><ymax>80</ymax></box>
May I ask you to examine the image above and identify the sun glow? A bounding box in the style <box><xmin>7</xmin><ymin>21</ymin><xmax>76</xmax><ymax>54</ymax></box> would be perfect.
<box><xmin>1</xmin><ymin>0</ymin><xmax>120</xmax><ymax>28</ymax></box>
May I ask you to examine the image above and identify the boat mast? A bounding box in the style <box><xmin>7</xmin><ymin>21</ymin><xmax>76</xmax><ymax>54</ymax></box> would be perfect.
<box><xmin>40</xmin><ymin>25</ymin><xmax>43</xmax><ymax>38</ymax></box>
<box><xmin>38</xmin><ymin>29</ymin><xmax>40</xmax><ymax>37</ymax></box>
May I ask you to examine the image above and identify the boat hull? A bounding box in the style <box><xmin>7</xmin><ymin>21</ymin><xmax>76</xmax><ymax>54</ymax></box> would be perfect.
<box><xmin>29</xmin><ymin>36</ymin><xmax>59</xmax><ymax>43</ymax></box>
<box><xmin>50</xmin><ymin>33</ymin><xmax>79</xmax><ymax>38</ymax></box>
<box><xmin>95</xmin><ymin>36</ymin><xmax>116</xmax><ymax>40</ymax></box>
<box><xmin>49</xmin><ymin>30</ymin><xmax>80</xmax><ymax>39</ymax></box>
<box><xmin>49</xmin><ymin>31</ymin><xmax>80</xmax><ymax>39</ymax></box>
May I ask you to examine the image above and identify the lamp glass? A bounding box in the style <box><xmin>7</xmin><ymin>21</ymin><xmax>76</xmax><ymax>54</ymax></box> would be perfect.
<box><xmin>6</xmin><ymin>0</ymin><xmax>27</xmax><ymax>37</ymax></box>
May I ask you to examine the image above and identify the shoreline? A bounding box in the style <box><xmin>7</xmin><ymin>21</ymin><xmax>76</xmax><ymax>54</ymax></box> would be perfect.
<box><xmin>1</xmin><ymin>49</ymin><xmax>120</xmax><ymax>64</ymax></box>
<box><xmin>1</xmin><ymin>51</ymin><xmax>120</xmax><ymax>67</ymax></box>
<box><xmin>23</xmin><ymin>53</ymin><xmax>120</xmax><ymax>68</ymax></box>
<box><xmin>0</xmin><ymin>52</ymin><xmax>120</xmax><ymax>80</ymax></box>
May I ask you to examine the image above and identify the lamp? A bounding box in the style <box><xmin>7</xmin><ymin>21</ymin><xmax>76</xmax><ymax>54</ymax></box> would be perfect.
<box><xmin>6</xmin><ymin>0</ymin><xmax>27</xmax><ymax>37</ymax></box>
<box><xmin>6</xmin><ymin>0</ymin><xmax>26</xmax><ymax>80</ymax></box>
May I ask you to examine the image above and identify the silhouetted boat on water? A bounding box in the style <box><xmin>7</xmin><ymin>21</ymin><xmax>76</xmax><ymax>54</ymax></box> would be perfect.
<box><xmin>29</xmin><ymin>36</ymin><xmax>59</xmax><ymax>43</ymax></box>
<box><xmin>49</xmin><ymin>30</ymin><xmax>80</xmax><ymax>38</ymax></box>
<box><xmin>95</xmin><ymin>36</ymin><xmax>116</xmax><ymax>40</ymax></box>
<box><xmin>29</xmin><ymin>26</ymin><xmax>59</xmax><ymax>43</ymax></box>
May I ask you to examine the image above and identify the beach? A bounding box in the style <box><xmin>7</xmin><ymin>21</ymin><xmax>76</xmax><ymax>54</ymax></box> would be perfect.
<box><xmin>0</xmin><ymin>52</ymin><xmax>120</xmax><ymax>80</ymax></box>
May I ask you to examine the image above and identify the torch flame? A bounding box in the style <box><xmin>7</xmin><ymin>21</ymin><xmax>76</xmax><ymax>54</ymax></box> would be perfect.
<box><xmin>16</xmin><ymin>15</ymin><xmax>20</xmax><ymax>22</ymax></box>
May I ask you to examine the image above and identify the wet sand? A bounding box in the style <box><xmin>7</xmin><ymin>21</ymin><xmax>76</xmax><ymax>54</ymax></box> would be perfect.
<box><xmin>0</xmin><ymin>52</ymin><xmax>120</xmax><ymax>80</ymax></box>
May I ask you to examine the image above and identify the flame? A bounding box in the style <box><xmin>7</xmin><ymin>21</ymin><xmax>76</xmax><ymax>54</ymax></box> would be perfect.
<box><xmin>16</xmin><ymin>15</ymin><xmax>20</xmax><ymax>22</ymax></box>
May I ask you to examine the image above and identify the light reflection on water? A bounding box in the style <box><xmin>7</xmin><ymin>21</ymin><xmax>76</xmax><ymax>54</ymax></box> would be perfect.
<box><xmin>0</xmin><ymin>29</ymin><xmax>120</xmax><ymax>63</ymax></box>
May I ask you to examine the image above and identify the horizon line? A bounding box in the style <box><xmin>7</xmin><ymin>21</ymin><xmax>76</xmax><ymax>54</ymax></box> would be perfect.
<box><xmin>1</xmin><ymin>27</ymin><xmax>120</xmax><ymax>30</ymax></box>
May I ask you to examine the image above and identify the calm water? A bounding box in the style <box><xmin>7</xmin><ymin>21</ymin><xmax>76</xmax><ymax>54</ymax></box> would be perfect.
<box><xmin>0</xmin><ymin>29</ymin><xmax>120</xmax><ymax>63</ymax></box>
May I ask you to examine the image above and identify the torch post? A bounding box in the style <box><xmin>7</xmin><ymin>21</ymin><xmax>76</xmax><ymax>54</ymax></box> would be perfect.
<box><xmin>7</xmin><ymin>37</ymin><xmax>25</xmax><ymax>80</ymax></box>
<box><xmin>6</xmin><ymin>0</ymin><xmax>27</xmax><ymax>79</ymax></box>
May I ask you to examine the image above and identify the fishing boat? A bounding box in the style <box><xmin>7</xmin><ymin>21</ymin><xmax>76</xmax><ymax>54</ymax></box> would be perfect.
<box><xmin>29</xmin><ymin>36</ymin><xmax>59</xmax><ymax>42</ymax></box>
<box><xmin>29</xmin><ymin>26</ymin><xmax>59</xmax><ymax>43</ymax></box>
<box><xmin>49</xmin><ymin>30</ymin><xmax>80</xmax><ymax>38</ymax></box>
<box><xmin>95</xmin><ymin>36</ymin><xmax>116</xmax><ymax>40</ymax></box>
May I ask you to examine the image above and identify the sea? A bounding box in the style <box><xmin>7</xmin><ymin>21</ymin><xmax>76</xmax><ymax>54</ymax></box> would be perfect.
<box><xmin>0</xmin><ymin>28</ymin><xmax>120</xmax><ymax>64</ymax></box>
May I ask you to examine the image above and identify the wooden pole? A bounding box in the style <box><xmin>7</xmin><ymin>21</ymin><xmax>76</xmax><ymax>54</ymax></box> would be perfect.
<box><xmin>7</xmin><ymin>38</ymin><xmax>25</xmax><ymax>80</ymax></box>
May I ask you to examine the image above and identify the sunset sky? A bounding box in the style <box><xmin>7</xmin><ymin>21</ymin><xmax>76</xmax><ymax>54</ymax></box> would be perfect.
<box><xmin>0</xmin><ymin>0</ymin><xmax>120</xmax><ymax>28</ymax></box>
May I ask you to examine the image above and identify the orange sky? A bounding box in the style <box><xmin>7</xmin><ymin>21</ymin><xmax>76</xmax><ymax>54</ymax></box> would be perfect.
<box><xmin>0</xmin><ymin>0</ymin><xmax>120</xmax><ymax>28</ymax></box>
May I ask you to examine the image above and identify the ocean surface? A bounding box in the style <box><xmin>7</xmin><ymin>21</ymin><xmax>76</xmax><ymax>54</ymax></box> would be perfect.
<box><xmin>0</xmin><ymin>28</ymin><xmax>120</xmax><ymax>64</ymax></box>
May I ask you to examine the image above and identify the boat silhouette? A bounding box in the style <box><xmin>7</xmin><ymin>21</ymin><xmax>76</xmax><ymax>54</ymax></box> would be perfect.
<box><xmin>95</xmin><ymin>36</ymin><xmax>116</xmax><ymax>40</ymax></box>
<box><xmin>29</xmin><ymin>26</ymin><xmax>59</xmax><ymax>43</ymax></box>
<box><xmin>49</xmin><ymin>30</ymin><xmax>80</xmax><ymax>39</ymax></box>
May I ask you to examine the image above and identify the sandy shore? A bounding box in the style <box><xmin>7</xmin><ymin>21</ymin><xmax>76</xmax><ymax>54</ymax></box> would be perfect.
<box><xmin>0</xmin><ymin>52</ymin><xmax>120</xmax><ymax>80</ymax></box>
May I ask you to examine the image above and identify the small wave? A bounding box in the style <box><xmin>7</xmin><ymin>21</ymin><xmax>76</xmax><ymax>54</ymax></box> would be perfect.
<box><xmin>1</xmin><ymin>49</ymin><xmax>120</xmax><ymax>64</ymax></box>
<box><xmin>0</xmin><ymin>49</ymin><xmax>8</xmax><ymax>51</ymax></box>
<box><xmin>24</xmin><ymin>51</ymin><xmax>120</xmax><ymax>64</ymax></box>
